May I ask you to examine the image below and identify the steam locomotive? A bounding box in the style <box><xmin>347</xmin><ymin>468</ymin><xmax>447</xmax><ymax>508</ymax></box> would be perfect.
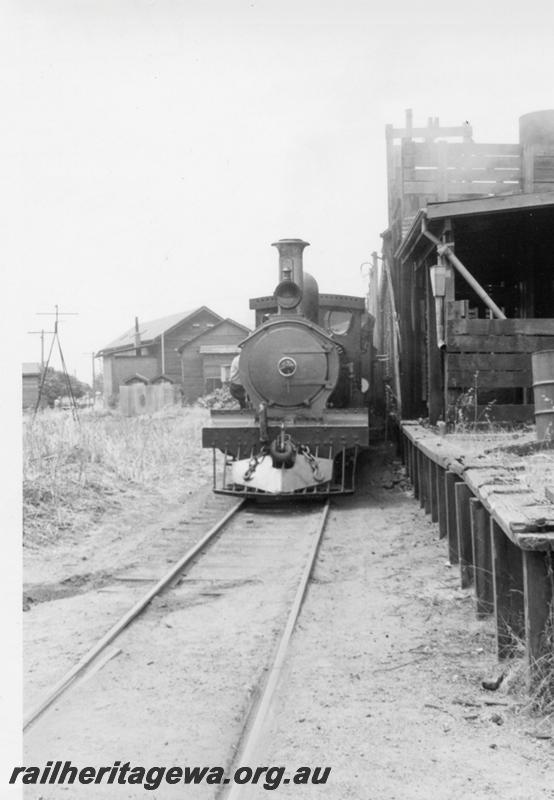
<box><xmin>202</xmin><ymin>239</ymin><xmax>373</xmax><ymax>496</ymax></box>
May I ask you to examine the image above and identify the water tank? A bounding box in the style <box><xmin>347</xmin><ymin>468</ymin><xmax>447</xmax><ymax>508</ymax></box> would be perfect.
<box><xmin>519</xmin><ymin>110</ymin><xmax>554</xmax><ymax>149</ymax></box>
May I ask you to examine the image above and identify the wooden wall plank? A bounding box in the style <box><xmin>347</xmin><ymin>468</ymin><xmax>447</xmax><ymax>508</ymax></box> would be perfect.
<box><xmin>448</xmin><ymin>318</ymin><xmax>554</xmax><ymax>336</ymax></box>
<box><xmin>447</xmin><ymin>334</ymin><xmax>554</xmax><ymax>353</ymax></box>
<box><xmin>404</xmin><ymin>168</ymin><xmax>522</xmax><ymax>182</ymax></box>
<box><xmin>449</xmin><ymin>353</ymin><xmax>530</xmax><ymax>372</ymax></box>
<box><xmin>447</xmin><ymin>370</ymin><xmax>531</xmax><ymax>389</ymax></box>
<box><xmin>403</xmin><ymin>180</ymin><xmax>521</xmax><ymax>195</ymax></box>
<box><xmin>474</xmin><ymin>404</ymin><xmax>535</xmax><ymax>423</ymax></box>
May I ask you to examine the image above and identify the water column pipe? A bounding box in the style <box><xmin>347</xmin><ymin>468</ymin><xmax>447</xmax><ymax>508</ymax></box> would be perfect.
<box><xmin>421</xmin><ymin>216</ymin><xmax>507</xmax><ymax>320</ymax></box>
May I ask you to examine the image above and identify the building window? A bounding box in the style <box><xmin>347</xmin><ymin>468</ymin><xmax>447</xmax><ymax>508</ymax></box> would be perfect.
<box><xmin>220</xmin><ymin>364</ymin><xmax>231</xmax><ymax>383</ymax></box>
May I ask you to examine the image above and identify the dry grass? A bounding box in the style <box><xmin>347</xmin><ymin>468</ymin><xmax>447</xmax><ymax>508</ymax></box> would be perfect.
<box><xmin>501</xmin><ymin>609</ymin><xmax>554</xmax><ymax>723</ymax></box>
<box><xmin>23</xmin><ymin>406</ymin><xmax>212</xmax><ymax>545</ymax></box>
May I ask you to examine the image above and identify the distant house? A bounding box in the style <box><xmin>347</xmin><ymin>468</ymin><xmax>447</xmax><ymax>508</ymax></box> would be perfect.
<box><xmin>178</xmin><ymin>318</ymin><xmax>251</xmax><ymax>402</ymax></box>
<box><xmin>97</xmin><ymin>308</ymin><xmax>249</xmax><ymax>403</ymax></box>
<box><xmin>22</xmin><ymin>363</ymin><xmax>41</xmax><ymax>410</ymax></box>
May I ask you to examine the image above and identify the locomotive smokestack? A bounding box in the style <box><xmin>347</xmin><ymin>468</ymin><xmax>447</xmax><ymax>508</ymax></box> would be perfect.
<box><xmin>272</xmin><ymin>239</ymin><xmax>310</xmax><ymax>288</ymax></box>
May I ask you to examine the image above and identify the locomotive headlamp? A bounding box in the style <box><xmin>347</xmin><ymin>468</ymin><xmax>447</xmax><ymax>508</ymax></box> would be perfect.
<box><xmin>278</xmin><ymin>356</ymin><xmax>297</xmax><ymax>377</ymax></box>
<box><xmin>274</xmin><ymin>279</ymin><xmax>302</xmax><ymax>310</ymax></box>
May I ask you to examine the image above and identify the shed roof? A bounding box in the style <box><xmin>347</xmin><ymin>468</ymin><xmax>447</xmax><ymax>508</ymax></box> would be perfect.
<box><xmin>22</xmin><ymin>362</ymin><xmax>41</xmax><ymax>376</ymax></box>
<box><xmin>98</xmin><ymin>307</ymin><xmax>223</xmax><ymax>355</ymax></box>
<box><xmin>178</xmin><ymin>317</ymin><xmax>251</xmax><ymax>353</ymax></box>
<box><xmin>395</xmin><ymin>191</ymin><xmax>554</xmax><ymax>262</ymax></box>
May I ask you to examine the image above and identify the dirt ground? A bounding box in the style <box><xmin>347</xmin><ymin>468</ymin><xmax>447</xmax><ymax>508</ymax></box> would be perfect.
<box><xmin>21</xmin><ymin>446</ymin><xmax>554</xmax><ymax>799</ymax></box>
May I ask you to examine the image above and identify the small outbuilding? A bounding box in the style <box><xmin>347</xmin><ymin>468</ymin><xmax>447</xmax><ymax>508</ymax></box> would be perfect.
<box><xmin>22</xmin><ymin>363</ymin><xmax>41</xmax><ymax>410</ymax></box>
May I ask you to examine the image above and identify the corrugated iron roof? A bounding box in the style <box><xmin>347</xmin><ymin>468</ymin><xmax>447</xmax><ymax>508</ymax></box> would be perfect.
<box><xmin>98</xmin><ymin>307</ymin><xmax>222</xmax><ymax>354</ymax></box>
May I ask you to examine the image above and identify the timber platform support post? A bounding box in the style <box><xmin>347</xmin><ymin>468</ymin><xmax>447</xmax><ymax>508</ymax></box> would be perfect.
<box><xmin>429</xmin><ymin>460</ymin><xmax>438</xmax><ymax>522</ymax></box>
<box><xmin>418</xmin><ymin>450</ymin><xmax>426</xmax><ymax>510</ymax></box>
<box><xmin>445</xmin><ymin>471</ymin><xmax>461</xmax><ymax>565</ymax></box>
<box><xmin>436</xmin><ymin>465</ymin><xmax>447</xmax><ymax>539</ymax></box>
<box><xmin>423</xmin><ymin>455</ymin><xmax>431</xmax><ymax>516</ymax></box>
<box><xmin>522</xmin><ymin>549</ymin><xmax>554</xmax><ymax>682</ymax></box>
<box><xmin>412</xmin><ymin>442</ymin><xmax>419</xmax><ymax>500</ymax></box>
<box><xmin>491</xmin><ymin>519</ymin><xmax>525</xmax><ymax>659</ymax></box>
<box><xmin>404</xmin><ymin>436</ymin><xmax>411</xmax><ymax>481</ymax></box>
<box><xmin>469</xmin><ymin>498</ymin><xmax>494</xmax><ymax>618</ymax></box>
<box><xmin>455</xmin><ymin>482</ymin><xmax>474</xmax><ymax>589</ymax></box>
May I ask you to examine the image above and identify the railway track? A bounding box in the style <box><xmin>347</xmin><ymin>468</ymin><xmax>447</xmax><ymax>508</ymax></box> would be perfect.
<box><xmin>24</xmin><ymin>496</ymin><xmax>332</xmax><ymax>796</ymax></box>
<box><xmin>23</xmin><ymin>499</ymin><xmax>245</xmax><ymax>732</ymax></box>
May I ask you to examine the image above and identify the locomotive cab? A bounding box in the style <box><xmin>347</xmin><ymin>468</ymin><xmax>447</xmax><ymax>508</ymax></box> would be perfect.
<box><xmin>201</xmin><ymin>238</ymin><xmax>371</xmax><ymax>497</ymax></box>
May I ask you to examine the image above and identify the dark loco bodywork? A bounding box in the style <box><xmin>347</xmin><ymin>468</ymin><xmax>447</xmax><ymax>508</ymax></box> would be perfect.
<box><xmin>202</xmin><ymin>239</ymin><xmax>373</xmax><ymax>496</ymax></box>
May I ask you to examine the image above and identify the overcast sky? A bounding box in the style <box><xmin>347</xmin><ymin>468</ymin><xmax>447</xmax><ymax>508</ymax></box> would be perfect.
<box><xmin>5</xmin><ymin>1</ymin><xmax>554</xmax><ymax>383</ymax></box>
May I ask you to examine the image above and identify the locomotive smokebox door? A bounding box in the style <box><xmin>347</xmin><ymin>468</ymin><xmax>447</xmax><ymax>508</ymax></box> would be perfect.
<box><xmin>239</xmin><ymin>320</ymin><xmax>340</xmax><ymax>416</ymax></box>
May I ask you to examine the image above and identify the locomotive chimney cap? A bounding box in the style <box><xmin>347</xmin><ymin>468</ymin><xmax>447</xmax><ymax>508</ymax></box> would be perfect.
<box><xmin>271</xmin><ymin>238</ymin><xmax>310</xmax><ymax>249</ymax></box>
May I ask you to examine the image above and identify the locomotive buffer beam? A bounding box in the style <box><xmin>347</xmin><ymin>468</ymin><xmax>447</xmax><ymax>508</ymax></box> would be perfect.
<box><xmin>202</xmin><ymin>408</ymin><xmax>369</xmax><ymax>453</ymax></box>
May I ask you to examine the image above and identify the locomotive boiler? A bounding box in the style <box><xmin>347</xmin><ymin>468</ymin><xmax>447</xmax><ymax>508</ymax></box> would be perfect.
<box><xmin>202</xmin><ymin>238</ymin><xmax>373</xmax><ymax>496</ymax></box>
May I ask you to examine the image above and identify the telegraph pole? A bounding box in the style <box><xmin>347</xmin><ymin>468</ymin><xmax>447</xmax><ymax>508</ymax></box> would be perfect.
<box><xmin>34</xmin><ymin>305</ymin><xmax>79</xmax><ymax>419</ymax></box>
<box><xmin>27</xmin><ymin>328</ymin><xmax>53</xmax><ymax>373</ymax></box>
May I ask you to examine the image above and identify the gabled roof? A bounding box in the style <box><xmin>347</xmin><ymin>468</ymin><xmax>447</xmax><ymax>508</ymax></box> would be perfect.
<box><xmin>177</xmin><ymin>317</ymin><xmax>251</xmax><ymax>353</ymax></box>
<box><xmin>98</xmin><ymin>307</ymin><xmax>223</xmax><ymax>355</ymax></box>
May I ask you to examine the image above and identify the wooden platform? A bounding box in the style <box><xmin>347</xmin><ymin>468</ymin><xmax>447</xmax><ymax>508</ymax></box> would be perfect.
<box><xmin>400</xmin><ymin>421</ymin><xmax>554</xmax><ymax>683</ymax></box>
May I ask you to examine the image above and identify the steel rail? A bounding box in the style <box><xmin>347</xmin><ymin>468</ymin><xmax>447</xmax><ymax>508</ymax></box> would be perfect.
<box><xmin>224</xmin><ymin>499</ymin><xmax>331</xmax><ymax>799</ymax></box>
<box><xmin>23</xmin><ymin>499</ymin><xmax>244</xmax><ymax>732</ymax></box>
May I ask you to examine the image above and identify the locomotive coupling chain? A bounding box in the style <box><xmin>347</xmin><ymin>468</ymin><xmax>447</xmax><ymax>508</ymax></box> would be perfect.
<box><xmin>243</xmin><ymin>446</ymin><xmax>268</xmax><ymax>481</ymax></box>
<box><xmin>297</xmin><ymin>443</ymin><xmax>324</xmax><ymax>482</ymax></box>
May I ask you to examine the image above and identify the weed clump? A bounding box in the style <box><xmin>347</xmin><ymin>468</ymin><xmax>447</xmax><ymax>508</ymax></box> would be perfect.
<box><xmin>23</xmin><ymin>406</ymin><xmax>211</xmax><ymax>545</ymax></box>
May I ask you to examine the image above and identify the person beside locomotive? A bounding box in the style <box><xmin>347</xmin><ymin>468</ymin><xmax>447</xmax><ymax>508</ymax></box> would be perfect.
<box><xmin>229</xmin><ymin>354</ymin><xmax>247</xmax><ymax>409</ymax></box>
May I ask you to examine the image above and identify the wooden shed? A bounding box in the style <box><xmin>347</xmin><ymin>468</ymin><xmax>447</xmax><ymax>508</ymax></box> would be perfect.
<box><xmin>22</xmin><ymin>363</ymin><xmax>41</xmax><ymax>410</ymax></box>
<box><xmin>97</xmin><ymin>307</ymin><xmax>223</xmax><ymax>402</ymax></box>
<box><xmin>377</xmin><ymin>109</ymin><xmax>554</xmax><ymax>425</ymax></box>
<box><xmin>178</xmin><ymin>318</ymin><xmax>250</xmax><ymax>402</ymax></box>
<box><xmin>395</xmin><ymin>193</ymin><xmax>554</xmax><ymax>423</ymax></box>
